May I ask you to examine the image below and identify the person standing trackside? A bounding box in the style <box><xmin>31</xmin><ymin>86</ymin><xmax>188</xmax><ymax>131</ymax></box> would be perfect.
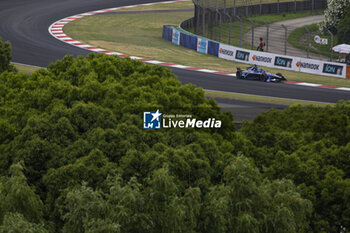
<box><xmin>257</xmin><ymin>37</ymin><xmax>265</xmax><ymax>52</ymax></box>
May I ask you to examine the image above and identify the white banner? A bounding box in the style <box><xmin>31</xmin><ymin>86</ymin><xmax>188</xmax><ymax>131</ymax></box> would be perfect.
<box><xmin>297</xmin><ymin>58</ymin><xmax>323</xmax><ymax>75</ymax></box>
<box><xmin>321</xmin><ymin>61</ymin><xmax>346</xmax><ymax>78</ymax></box>
<box><xmin>233</xmin><ymin>48</ymin><xmax>251</xmax><ymax>64</ymax></box>
<box><xmin>218</xmin><ymin>44</ymin><xmax>236</xmax><ymax>61</ymax></box>
<box><xmin>249</xmin><ymin>51</ymin><xmax>275</xmax><ymax>68</ymax></box>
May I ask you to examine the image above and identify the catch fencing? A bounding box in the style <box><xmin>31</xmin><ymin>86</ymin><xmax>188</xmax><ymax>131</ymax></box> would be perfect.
<box><xmin>162</xmin><ymin>25</ymin><xmax>348</xmax><ymax>78</ymax></box>
<box><xmin>181</xmin><ymin>0</ymin><xmax>332</xmax><ymax>60</ymax></box>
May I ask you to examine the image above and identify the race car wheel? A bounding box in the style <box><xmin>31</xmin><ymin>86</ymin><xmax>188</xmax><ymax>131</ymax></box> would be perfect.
<box><xmin>236</xmin><ymin>70</ymin><xmax>242</xmax><ymax>79</ymax></box>
<box><xmin>260</xmin><ymin>75</ymin><xmax>266</xmax><ymax>82</ymax></box>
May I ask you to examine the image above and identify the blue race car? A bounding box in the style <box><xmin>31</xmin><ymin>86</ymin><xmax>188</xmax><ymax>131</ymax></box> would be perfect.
<box><xmin>236</xmin><ymin>65</ymin><xmax>286</xmax><ymax>82</ymax></box>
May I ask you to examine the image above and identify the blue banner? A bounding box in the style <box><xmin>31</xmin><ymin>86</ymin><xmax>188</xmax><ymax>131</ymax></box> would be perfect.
<box><xmin>162</xmin><ymin>25</ymin><xmax>172</xmax><ymax>42</ymax></box>
<box><xmin>208</xmin><ymin>41</ymin><xmax>219</xmax><ymax>57</ymax></box>
<box><xmin>180</xmin><ymin>33</ymin><xmax>197</xmax><ymax>51</ymax></box>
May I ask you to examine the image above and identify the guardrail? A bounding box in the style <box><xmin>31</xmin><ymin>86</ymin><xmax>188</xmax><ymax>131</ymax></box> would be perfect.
<box><xmin>163</xmin><ymin>25</ymin><xmax>349</xmax><ymax>79</ymax></box>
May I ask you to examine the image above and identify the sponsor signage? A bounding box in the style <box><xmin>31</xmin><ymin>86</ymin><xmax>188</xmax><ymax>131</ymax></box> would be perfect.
<box><xmin>197</xmin><ymin>38</ymin><xmax>208</xmax><ymax>54</ymax></box>
<box><xmin>322</xmin><ymin>63</ymin><xmax>344</xmax><ymax>76</ymax></box>
<box><xmin>235</xmin><ymin>50</ymin><xmax>250</xmax><ymax>61</ymax></box>
<box><xmin>252</xmin><ymin>55</ymin><xmax>273</xmax><ymax>64</ymax></box>
<box><xmin>297</xmin><ymin>59</ymin><xmax>323</xmax><ymax>75</ymax></box>
<box><xmin>172</xmin><ymin>29</ymin><xmax>180</xmax><ymax>45</ymax></box>
<box><xmin>250</xmin><ymin>52</ymin><xmax>275</xmax><ymax>68</ymax></box>
<box><xmin>314</xmin><ymin>35</ymin><xmax>328</xmax><ymax>45</ymax></box>
<box><xmin>163</xmin><ymin>25</ymin><xmax>347</xmax><ymax>79</ymax></box>
<box><xmin>218</xmin><ymin>44</ymin><xmax>235</xmax><ymax>61</ymax></box>
<box><xmin>274</xmin><ymin>56</ymin><xmax>293</xmax><ymax>68</ymax></box>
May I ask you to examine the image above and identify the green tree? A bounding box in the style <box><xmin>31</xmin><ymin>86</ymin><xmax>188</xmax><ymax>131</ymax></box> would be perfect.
<box><xmin>0</xmin><ymin>36</ymin><xmax>16</xmax><ymax>73</ymax></box>
<box><xmin>0</xmin><ymin>213</ymin><xmax>48</xmax><ymax>233</ymax></box>
<box><xmin>0</xmin><ymin>162</ymin><xmax>44</xmax><ymax>223</ymax></box>
<box><xmin>338</xmin><ymin>4</ymin><xmax>350</xmax><ymax>44</ymax></box>
<box><xmin>0</xmin><ymin>53</ymin><xmax>314</xmax><ymax>232</ymax></box>
<box><xmin>200</xmin><ymin>156</ymin><xmax>312</xmax><ymax>233</ymax></box>
<box><xmin>241</xmin><ymin>103</ymin><xmax>350</xmax><ymax>232</ymax></box>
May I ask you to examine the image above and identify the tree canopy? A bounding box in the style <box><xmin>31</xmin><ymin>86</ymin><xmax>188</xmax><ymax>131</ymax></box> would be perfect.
<box><xmin>337</xmin><ymin>4</ymin><xmax>350</xmax><ymax>44</ymax></box>
<box><xmin>0</xmin><ymin>53</ymin><xmax>315</xmax><ymax>232</ymax></box>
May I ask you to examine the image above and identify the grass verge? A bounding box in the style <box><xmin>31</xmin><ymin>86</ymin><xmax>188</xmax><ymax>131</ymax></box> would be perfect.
<box><xmin>13</xmin><ymin>63</ymin><xmax>41</xmax><ymax>74</ymax></box>
<box><xmin>63</xmin><ymin>2</ymin><xmax>350</xmax><ymax>88</ymax></box>
<box><xmin>205</xmin><ymin>89</ymin><xmax>334</xmax><ymax>107</ymax></box>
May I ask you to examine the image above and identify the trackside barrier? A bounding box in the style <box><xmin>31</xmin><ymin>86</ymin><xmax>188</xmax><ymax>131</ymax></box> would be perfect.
<box><xmin>162</xmin><ymin>25</ymin><xmax>347</xmax><ymax>79</ymax></box>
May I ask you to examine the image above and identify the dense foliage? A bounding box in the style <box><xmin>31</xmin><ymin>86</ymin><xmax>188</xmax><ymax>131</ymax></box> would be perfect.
<box><xmin>0</xmin><ymin>36</ymin><xmax>16</xmax><ymax>74</ymax></box>
<box><xmin>241</xmin><ymin>104</ymin><xmax>350</xmax><ymax>232</ymax></box>
<box><xmin>319</xmin><ymin>0</ymin><xmax>350</xmax><ymax>34</ymax></box>
<box><xmin>0</xmin><ymin>53</ymin><xmax>313</xmax><ymax>232</ymax></box>
<box><xmin>337</xmin><ymin>4</ymin><xmax>350</xmax><ymax>44</ymax></box>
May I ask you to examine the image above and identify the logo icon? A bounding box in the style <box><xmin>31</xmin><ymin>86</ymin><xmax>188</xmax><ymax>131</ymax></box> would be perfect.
<box><xmin>143</xmin><ymin>110</ymin><xmax>162</xmax><ymax>129</ymax></box>
<box><xmin>296</xmin><ymin>61</ymin><xmax>301</xmax><ymax>67</ymax></box>
<box><xmin>252</xmin><ymin>55</ymin><xmax>256</xmax><ymax>60</ymax></box>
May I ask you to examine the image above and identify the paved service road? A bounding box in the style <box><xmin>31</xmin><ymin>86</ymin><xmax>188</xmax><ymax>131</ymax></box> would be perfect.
<box><xmin>244</xmin><ymin>15</ymin><xmax>326</xmax><ymax>60</ymax></box>
<box><xmin>0</xmin><ymin>0</ymin><xmax>349</xmax><ymax>107</ymax></box>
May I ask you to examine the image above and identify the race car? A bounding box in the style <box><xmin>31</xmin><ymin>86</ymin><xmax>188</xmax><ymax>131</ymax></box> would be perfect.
<box><xmin>236</xmin><ymin>65</ymin><xmax>286</xmax><ymax>82</ymax></box>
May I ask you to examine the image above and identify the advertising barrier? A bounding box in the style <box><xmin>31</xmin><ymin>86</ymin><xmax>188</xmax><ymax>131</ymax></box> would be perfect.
<box><xmin>197</xmin><ymin>38</ymin><xmax>208</xmax><ymax>54</ymax></box>
<box><xmin>208</xmin><ymin>41</ymin><xmax>219</xmax><ymax>57</ymax></box>
<box><xmin>162</xmin><ymin>26</ymin><xmax>173</xmax><ymax>42</ymax></box>
<box><xmin>172</xmin><ymin>28</ymin><xmax>180</xmax><ymax>45</ymax></box>
<box><xmin>180</xmin><ymin>33</ymin><xmax>197</xmax><ymax>51</ymax></box>
<box><xmin>162</xmin><ymin>25</ymin><xmax>347</xmax><ymax>78</ymax></box>
<box><xmin>218</xmin><ymin>44</ymin><xmax>236</xmax><ymax>61</ymax></box>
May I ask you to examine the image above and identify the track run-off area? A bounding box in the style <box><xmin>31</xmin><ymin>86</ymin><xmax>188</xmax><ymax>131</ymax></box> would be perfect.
<box><xmin>0</xmin><ymin>0</ymin><xmax>349</xmax><ymax>106</ymax></box>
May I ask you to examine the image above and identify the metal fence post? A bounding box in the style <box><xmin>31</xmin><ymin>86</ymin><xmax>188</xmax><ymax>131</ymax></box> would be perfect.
<box><xmin>216</xmin><ymin>9</ymin><xmax>222</xmax><ymax>42</ymax></box>
<box><xmin>282</xmin><ymin>24</ymin><xmax>287</xmax><ymax>55</ymax></box>
<box><xmin>327</xmin><ymin>29</ymin><xmax>334</xmax><ymax>61</ymax></box>
<box><xmin>226</xmin><ymin>13</ymin><xmax>232</xmax><ymax>44</ymax></box>
<box><xmin>277</xmin><ymin>0</ymin><xmax>280</xmax><ymax>14</ymax></box>
<box><xmin>233</xmin><ymin>0</ymin><xmax>236</xmax><ymax>17</ymax></box>
<box><xmin>260</xmin><ymin>0</ymin><xmax>262</xmax><ymax>14</ymax></box>
<box><xmin>294</xmin><ymin>0</ymin><xmax>297</xmax><ymax>13</ymax></box>
<box><xmin>216</xmin><ymin>0</ymin><xmax>218</xmax><ymax>23</ymax></box>
<box><xmin>195</xmin><ymin>0</ymin><xmax>200</xmax><ymax>34</ymax></box>
<box><xmin>246</xmin><ymin>0</ymin><xmax>249</xmax><ymax>17</ymax></box>
<box><xmin>312</xmin><ymin>0</ymin><xmax>314</xmax><ymax>12</ymax></box>
<box><xmin>264</xmin><ymin>21</ymin><xmax>269</xmax><ymax>52</ymax></box>
<box><xmin>305</xmin><ymin>27</ymin><xmax>310</xmax><ymax>58</ymax></box>
<box><xmin>237</xmin><ymin>16</ymin><xmax>242</xmax><ymax>47</ymax></box>
<box><xmin>223</xmin><ymin>0</ymin><xmax>226</xmax><ymax>22</ymax></box>
<box><xmin>248</xmin><ymin>19</ymin><xmax>255</xmax><ymax>50</ymax></box>
<box><xmin>209</xmin><ymin>0</ymin><xmax>212</xmax><ymax>39</ymax></box>
<box><xmin>202</xmin><ymin>0</ymin><xmax>205</xmax><ymax>36</ymax></box>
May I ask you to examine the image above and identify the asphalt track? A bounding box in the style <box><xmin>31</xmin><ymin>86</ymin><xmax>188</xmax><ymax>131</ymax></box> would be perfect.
<box><xmin>0</xmin><ymin>0</ymin><xmax>349</xmax><ymax>105</ymax></box>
